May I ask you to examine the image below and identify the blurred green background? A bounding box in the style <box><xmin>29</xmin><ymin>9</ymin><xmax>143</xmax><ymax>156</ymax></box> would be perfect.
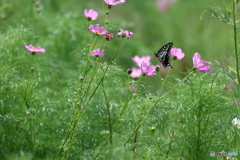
<box><xmin>0</xmin><ymin>0</ymin><xmax>233</xmax><ymax>91</ymax></box>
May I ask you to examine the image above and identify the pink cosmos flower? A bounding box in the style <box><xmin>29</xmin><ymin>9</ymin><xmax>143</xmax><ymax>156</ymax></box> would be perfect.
<box><xmin>25</xmin><ymin>45</ymin><xmax>45</xmax><ymax>54</ymax></box>
<box><xmin>105</xmin><ymin>32</ymin><xmax>115</xmax><ymax>40</ymax></box>
<box><xmin>91</xmin><ymin>48</ymin><xmax>105</xmax><ymax>57</ymax></box>
<box><xmin>157</xmin><ymin>0</ymin><xmax>178</xmax><ymax>12</ymax></box>
<box><xmin>132</xmin><ymin>55</ymin><xmax>151</xmax><ymax>67</ymax></box>
<box><xmin>89</xmin><ymin>24</ymin><xmax>108</xmax><ymax>35</ymax></box>
<box><xmin>84</xmin><ymin>9</ymin><xmax>98</xmax><ymax>21</ymax></box>
<box><xmin>104</xmin><ymin>0</ymin><xmax>125</xmax><ymax>6</ymax></box>
<box><xmin>170</xmin><ymin>48</ymin><xmax>185</xmax><ymax>60</ymax></box>
<box><xmin>140</xmin><ymin>62</ymin><xmax>157</xmax><ymax>77</ymax></box>
<box><xmin>128</xmin><ymin>68</ymin><xmax>142</xmax><ymax>78</ymax></box>
<box><xmin>117</xmin><ymin>29</ymin><xmax>133</xmax><ymax>39</ymax></box>
<box><xmin>192</xmin><ymin>52</ymin><xmax>212</xmax><ymax>72</ymax></box>
<box><xmin>128</xmin><ymin>55</ymin><xmax>158</xmax><ymax>78</ymax></box>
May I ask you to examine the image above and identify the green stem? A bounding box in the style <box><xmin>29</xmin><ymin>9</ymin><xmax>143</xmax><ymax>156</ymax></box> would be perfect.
<box><xmin>165</xmin><ymin>132</ymin><xmax>174</xmax><ymax>158</ymax></box>
<box><xmin>132</xmin><ymin>130</ymin><xmax>138</xmax><ymax>152</ymax></box>
<box><xmin>22</xmin><ymin>55</ymin><xmax>35</xmax><ymax>112</ymax></box>
<box><xmin>56</xmin><ymin>56</ymin><xmax>102</xmax><ymax>159</ymax></box>
<box><xmin>83</xmin><ymin>38</ymin><xmax>124</xmax><ymax>108</ymax></box>
<box><xmin>233</xmin><ymin>0</ymin><xmax>240</xmax><ymax>85</ymax></box>
<box><xmin>55</xmin><ymin>111</ymin><xmax>81</xmax><ymax>159</ymax></box>
<box><xmin>91</xmin><ymin>35</ymin><xmax>99</xmax><ymax>52</ymax></box>
<box><xmin>78</xmin><ymin>56</ymin><xmax>101</xmax><ymax>108</ymax></box>
<box><xmin>102</xmin><ymin>82</ymin><xmax>113</xmax><ymax>144</ymax></box>
<box><xmin>159</xmin><ymin>66</ymin><xmax>172</xmax><ymax>94</ymax></box>
<box><xmin>57</xmin><ymin>39</ymin><xmax>124</xmax><ymax>159</ymax></box>
<box><xmin>93</xmin><ymin>76</ymin><xmax>144</xmax><ymax>159</ymax></box>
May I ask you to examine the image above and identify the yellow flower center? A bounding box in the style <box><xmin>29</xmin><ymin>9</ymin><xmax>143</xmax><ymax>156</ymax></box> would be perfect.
<box><xmin>96</xmin><ymin>30</ymin><xmax>100</xmax><ymax>34</ymax></box>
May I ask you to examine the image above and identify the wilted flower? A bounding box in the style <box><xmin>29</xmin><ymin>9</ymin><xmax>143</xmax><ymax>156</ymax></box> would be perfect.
<box><xmin>89</xmin><ymin>24</ymin><xmax>108</xmax><ymax>35</ymax></box>
<box><xmin>140</xmin><ymin>62</ymin><xmax>157</xmax><ymax>77</ymax></box>
<box><xmin>104</xmin><ymin>0</ymin><xmax>125</xmax><ymax>6</ymax></box>
<box><xmin>25</xmin><ymin>45</ymin><xmax>45</xmax><ymax>55</ymax></box>
<box><xmin>170</xmin><ymin>48</ymin><xmax>185</xmax><ymax>60</ymax></box>
<box><xmin>84</xmin><ymin>9</ymin><xmax>98</xmax><ymax>21</ymax></box>
<box><xmin>105</xmin><ymin>32</ymin><xmax>115</xmax><ymax>40</ymax></box>
<box><xmin>91</xmin><ymin>48</ymin><xmax>105</xmax><ymax>57</ymax></box>
<box><xmin>132</xmin><ymin>55</ymin><xmax>151</xmax><ymax>67</ymax></box>
<box><xmin>117</xmin><ymin>29</ymin><xmax>133</xmax><ymax>39</ymax></box>
<box><xmin>192</xmin><ymin>52</ymin><xmax>212</xmax><ymax>72</ymax></box>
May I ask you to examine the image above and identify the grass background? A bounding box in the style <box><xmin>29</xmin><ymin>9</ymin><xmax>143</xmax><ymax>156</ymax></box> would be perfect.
<box><xmin>0</xmin><ymin>0</ymin><xmax>239</xmax><ymax>160</ymax></box>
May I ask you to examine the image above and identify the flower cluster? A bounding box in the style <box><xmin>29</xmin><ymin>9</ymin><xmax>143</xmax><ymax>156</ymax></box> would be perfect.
<box><xmin>85</xmin><ymin>1</ymin><xmax>133</xmax><ymax>58</ymax></box>
<box><xmin>117</xmin><ymin>29</ymin><xmax>134</xmax><ymax>39</ymax></box>
<box><xmin>88</xmin><ymin>25</ymin><xmax>133</xmax><ymax>40</ymax></box>
<box><xmin>88</xmin><ymin>25</ymin><xmax>133</xmax><ymax>57</ymax></box>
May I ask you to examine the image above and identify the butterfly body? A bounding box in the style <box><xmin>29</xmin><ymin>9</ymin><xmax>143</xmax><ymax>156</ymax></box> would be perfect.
<box><xmin>154</xmin><ymin>42</ymin><xmax>173</xmax><ymax>68</ymax></box>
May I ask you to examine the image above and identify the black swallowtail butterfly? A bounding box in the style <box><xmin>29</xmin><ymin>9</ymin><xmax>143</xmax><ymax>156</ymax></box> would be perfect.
<box><xmin>154</xmin><ymin>42</ymin><xmax>173</xmax><ymax>68</ymax></box>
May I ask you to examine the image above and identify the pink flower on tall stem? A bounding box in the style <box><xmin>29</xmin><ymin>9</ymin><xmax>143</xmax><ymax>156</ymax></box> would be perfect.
<box><xmin>192</xmin><ymin>52</ymin><xmax>212</xmax><ymax>72</ymax></box>
<box><xmin>140</xmin><ymin>62</ymin><xmax>157</xmax><ymax>77</ymax></box>
<box><xmin>104</xmin><ymin>0</ymin><xmax>125</xmax><ymax>6</ymax></box>
<box><xmin>117</xmin><ymin>29</ymin><xmax>133</xmax><ymax>39</ymax></box>
<box><xmin>89</xmin><ymin>24</ymin><xmax>108</xmax><ymax>35</ymax></box>
<box><xmin>84</xmin><ymin>9</ymin><xmax>98</xmax><ymax>21</ymax></box>
<box><xmin>25</xmin><ymin>45</ymin><xmax>45</xmax><ymax>55</ymax></box>
<box><xmin>132</xmin><ymin>55</ymin><xmax>151</xmax><ymax>67</ymax></box>
<box><xmin>170</xmin><ymin>48</ymin><xmax>185</xmax><ymax>60</ymax></box>
<box><xmin>91</xmin><ymin>48</ymin><xmax>105</xmax><ymax>57</ymax></box>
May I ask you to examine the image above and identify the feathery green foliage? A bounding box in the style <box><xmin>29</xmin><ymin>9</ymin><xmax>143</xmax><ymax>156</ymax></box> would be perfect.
<box><xmin>0</xmin><ymin>0</ymin><xmax>240</xmax><ymax>160</ymax></box>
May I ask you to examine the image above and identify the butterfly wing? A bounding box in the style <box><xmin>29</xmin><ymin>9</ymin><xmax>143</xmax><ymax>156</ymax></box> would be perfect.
<box><xmin>154</xmin><ymin>42</ymin><xmax>173</xmax><ymax>68</ymax></box>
